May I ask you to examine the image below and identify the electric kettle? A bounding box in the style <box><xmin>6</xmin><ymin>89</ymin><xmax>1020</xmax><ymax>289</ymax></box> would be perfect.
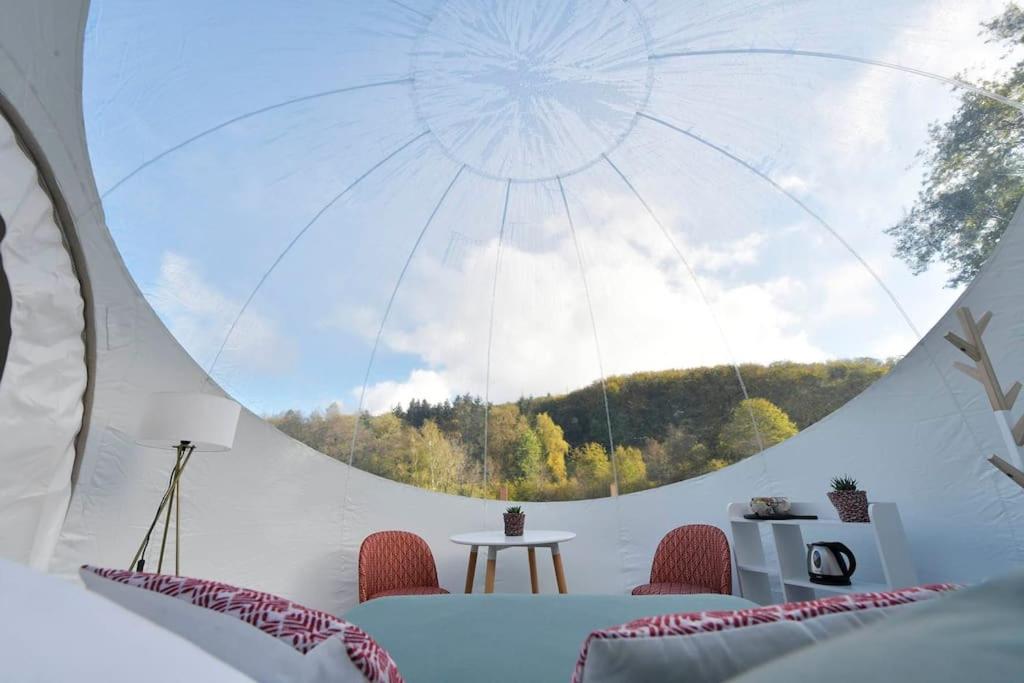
<box><xmin>806</xmin><ymin>542</ymin><xmax>856</xmax><ymax>586</ymax></box>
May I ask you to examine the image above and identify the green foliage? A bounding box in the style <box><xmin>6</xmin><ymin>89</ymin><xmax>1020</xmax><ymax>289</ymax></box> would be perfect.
<box><xmin>505</xmin><ymin>505</ymin><xmax>523</xmax><ymax>515</ymax></box>
<box><xmin>613</xmin><ymin>445</ymin><xmax>647</xmax><ymax>493</ymax></box>
<box><xmin>267</xmin><ymin>358</ymin><xmax>890</xmax><ymax>502</ymax></box>
<box><xmin>520</xmin><ymin>359</ymin><xmax>892</xmax><ymax>450</ymax></box>
<box><xmin>571</xmin><ymin>442</ymin><xmax>612</xmax><ymax>496</ymax></box>
<box><xmin>717</xmin><ymin>398</ymin><xmax>799</xmax><ymax>460</ymax></box>
<box><xmin>886</xmin><ymin>4</ymin><xmax>1024</xmax><ymax>287</ymax></box>
<box><xmin>830</xmin><ymin>475</ymin><xmax>860</xmax><ymax>492</ymax></box>
<box><xmin>985</xmin><ymin>2</ymin><xmax>1024</xmax><ymax>43</ymax></box>
<box><xmin>508</xmin><ymin>422</ymin><xmax>543</xmax><ymax>482</ymax></box>
<box><xmin>642</xmin><ymin>425</ymin><xmax>711</xmax><ymax>485</ymax></box>
<box><xmin>535</xmin><ymin>412</ymin><xmax>569</xmax><ymax>483</ymax></box>
<box><xmin>486</xmin><ymin>404</ymin><xmax>525</xmax><ymax>479</ymax></box>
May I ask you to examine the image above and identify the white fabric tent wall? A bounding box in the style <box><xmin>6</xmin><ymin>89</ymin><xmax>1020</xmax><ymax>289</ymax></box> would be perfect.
<box><xmin>0</xmin><ymin>5</ymin><xmax>88</xmax><ymax>569</ymax></box>
<box><xmin>2</xmin><ymin>0</ymin><xmax>1023</xmax><ymax>615</ymax></box>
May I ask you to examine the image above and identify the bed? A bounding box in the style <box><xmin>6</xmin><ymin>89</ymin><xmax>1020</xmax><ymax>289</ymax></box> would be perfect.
<box><xmin>344</xmin><ymin>593</ymin><xmax>756</xmax><ymax>682</ymax></box>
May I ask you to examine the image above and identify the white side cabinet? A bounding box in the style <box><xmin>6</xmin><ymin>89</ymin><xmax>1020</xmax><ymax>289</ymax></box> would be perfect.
<box><xmin>728</xmin><ymin>501</ymin><xmax>918</xmax><ymax>604</ymax></box>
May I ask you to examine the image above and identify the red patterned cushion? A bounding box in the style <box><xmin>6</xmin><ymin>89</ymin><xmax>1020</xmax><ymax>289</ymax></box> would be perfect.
<box><xmin>82</xmin><ymin>566</ymin><xmax>402</xmax><ymax>683</ymax></box>
<box><xmin>573</xmin><ymin>583</ymin><xmax>960</xmax><ymax>683</ymax></box>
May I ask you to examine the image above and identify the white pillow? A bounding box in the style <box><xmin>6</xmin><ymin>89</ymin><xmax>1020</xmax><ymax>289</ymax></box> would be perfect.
<box><xmin>80</xmin><ymin>565</ymin><xmax>402</xmax><ymax>683</ymax></box>
<box><xmin>0</xmin><ymin>558</ymin><xmax>252</xmax><ymax>682</ymax></box>
<box><xmin>573</xmin><ymin>584</ymin><xmax>959</xmax><ymax>683</ymax></box>
<box><xmin>730</xmin><ymin>571</ymin><xmax>1024</xmax><ymax>683</ymax></box>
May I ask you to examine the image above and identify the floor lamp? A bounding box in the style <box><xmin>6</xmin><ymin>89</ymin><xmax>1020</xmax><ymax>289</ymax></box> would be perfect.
<box><xmin>130</xmin><ymin>393</ymin><xmax>240</xmax><ymax>575</ymax></box>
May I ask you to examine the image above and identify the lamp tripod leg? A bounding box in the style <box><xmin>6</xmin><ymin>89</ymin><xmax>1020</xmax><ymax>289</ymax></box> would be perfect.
<box><xmin>130</xmin><ymin>490</ymin><xmax>170</xmax><ymax>571</ymax></box>
<box><xmin>156</xmin><ymin>487</ymin><xmax>174</xmax><ymax>573</ymax></box>
<box><xmin>175</xmin><ymin>473</ymin><xmax>181</xmax><ymax>576</ymax></box>
<box><xmin>157</xmin><ymin>449</ymin><xmax>182</xmax><ymax>574</ymax></box>
<box><xmin>131</xmin><ymin>444</ymin><xmax>191</xmax><ymax>574</ymax></box>
<box><xmin>130</xmin><ymin>465</ymin><xmax>178</xmax><ymax>571</ymax></box>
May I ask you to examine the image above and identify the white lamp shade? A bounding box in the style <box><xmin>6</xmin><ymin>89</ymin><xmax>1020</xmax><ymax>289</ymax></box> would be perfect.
<box><xmin>136</xmin><ymin>393</ymin><xmax>241</xmax><ymax>452</ymax></box>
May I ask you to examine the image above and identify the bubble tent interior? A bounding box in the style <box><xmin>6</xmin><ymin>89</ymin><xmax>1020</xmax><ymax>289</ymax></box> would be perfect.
<box><xmin>2</xmin><ymin>0</ymin><xmax>1024</xmax><ymax>679</ymax></box>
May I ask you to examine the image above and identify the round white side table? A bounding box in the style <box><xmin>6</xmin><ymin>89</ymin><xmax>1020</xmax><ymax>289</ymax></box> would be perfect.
<box><xmin>450</xmin><ymin>530</ymin><xmax>576</xmax><ymax>594</ymax></box>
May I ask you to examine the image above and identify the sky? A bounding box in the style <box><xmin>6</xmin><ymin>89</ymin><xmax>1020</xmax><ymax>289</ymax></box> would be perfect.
<box><xmin>82</xmin><ymin>0</ymin><xmax>1020</xmax><ymax>418</ymax></box>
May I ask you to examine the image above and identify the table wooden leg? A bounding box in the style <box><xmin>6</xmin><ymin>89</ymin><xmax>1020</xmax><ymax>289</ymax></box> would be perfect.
<box><xmin>527</xmin><ymin>547</ymin><xmax>539</xmax><ymax>594</ymax></box>
<box><xmin>464</xmin><ymin>546</ymin><xmax>479</xmax><ymax>594</ymax></box>
<box><xmin>551</xmin><ymin>543</ymin><xmax>568</xmax><ymax>594</ymax></box>
<box><xmin>485</xmin><ymin>547</ymin><xmax>497</xmax><ymax>593</ymax></box>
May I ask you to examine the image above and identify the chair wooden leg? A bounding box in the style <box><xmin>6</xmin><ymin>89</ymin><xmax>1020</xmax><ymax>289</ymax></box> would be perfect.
<box><xmin>485</xmin><ymin>547</ymin><xmax>497</xmax><ymax>593</ymax></box>
<box><xmin>527</xmin><ymin>547</ymin><xmax>539</xmax><ymax>594</ymax></box>
<box><xmin>464</xmin><ymin>546</ymin><xmax>478</xmax><ymax>594</ymax></box>
<box><xmin>551</xmin><ymin>544</ymin><xmax>568</xmax><ymax>594</ymax></box>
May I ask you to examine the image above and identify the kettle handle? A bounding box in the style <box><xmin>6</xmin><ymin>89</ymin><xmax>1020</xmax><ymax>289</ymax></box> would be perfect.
<box><xmin>832</xmin><ymin>543</ymin><xmax>857</xmax><ymax>577</ymax></box>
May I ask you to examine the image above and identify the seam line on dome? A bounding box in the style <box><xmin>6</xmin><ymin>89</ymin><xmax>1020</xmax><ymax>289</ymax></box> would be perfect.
<box><xmin>346</xmin><ymin>164</ymin><xmax>468</xmax><ymax>469</ymax></box>
<box><xmin>601</xmin><ymin>152</ymin><xmax>769</xmax><ymax>464</ymax></box>
<box><xmin>97</xmin><ymin>78</ymin><xmax>415</xmax><ymax>203</ymax></box>
<box><xmin>651</xmin><ymin>48</ymin><xmax>1024</xmax><ymax>113</ymax></box>
<box><xmin>482</xmin><ymin>179</ymin><xmax>512</xmax><ymax>512</ymax></box>
<box><xmin>205</xmin><ymin>130</ymin><xmax>430</xmax><ymax>379</ymax></box>
<box><xmin>557</xmin><ymin>176</ymin><xmax>618</xmax><ymax>490</ymax></box>
<box><xmin>639</xmin><ymin>111</ymin><xmax>923</xmax><ymax>339</ymax></box>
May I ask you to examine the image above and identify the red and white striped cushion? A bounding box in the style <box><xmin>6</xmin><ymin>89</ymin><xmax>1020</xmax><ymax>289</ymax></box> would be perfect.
<box><xmin>574</xmin><ymin>584</ymin><xmax>959</xmax><ymax>683</ymax></box>
<box><xmin>82</xmin><ymin>566</ymin><xmax>402</xmax><ymax>683</ymax></box>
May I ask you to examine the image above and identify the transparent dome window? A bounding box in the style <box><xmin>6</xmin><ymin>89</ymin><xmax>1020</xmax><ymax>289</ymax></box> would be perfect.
<box><xmin>83</xmin><ymin>0</ymin><xmax>1024</xmax><ymax>500</ymax></box>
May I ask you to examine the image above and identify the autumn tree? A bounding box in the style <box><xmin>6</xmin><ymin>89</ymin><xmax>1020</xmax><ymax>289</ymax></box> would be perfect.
<box><xmin>484</xmin><ymin>404</ymin><xmax>524</xmax><ymax>480</ymax></box>
<box><xmin>410</xmin><ymin>420</ymin><xmax>473</xmax><ymax>492</ymax></box>
<box><xmin>446</xmin><ymin>394</ymin><xmax>485</xmax><ymax>462</ymax></box>
<box><xmin>887</xmin><ymin>3</ymin><xmax>1024</xmax><ymax>286</ymax></box>
<box><xmin>613</xmin><ymin>445</ymin><xmax>647</xmax><ymax>493</ymax></box>
<box><xmin>535</xmin><ymin>412</ymin><xmax>569</xmax><ymax>482</ymax></box>
<box><xmin>571</xmin><ymin>442</ymin><xmax>611</xmax><ymax>496</ymax></box>
<box><xmin>508</xmin><ymin>422</ymin><xmax>543</xmax><ymax>482</ymax></box>
<box><xmin>718</xmin><ymin>398</ymin><xmax>798</xmax><ymax>461</ymax></box>
<box><xmin>642</xmin><ymin>425</ymin><xmax>709</xmax><ymax>485</ymax></box>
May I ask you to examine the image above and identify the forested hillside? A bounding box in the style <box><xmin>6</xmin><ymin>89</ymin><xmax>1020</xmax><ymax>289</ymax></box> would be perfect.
<box><xmin>268</xmin><ymin>358</ymin><xmax>893</xmax><ymax>501</ymax></box>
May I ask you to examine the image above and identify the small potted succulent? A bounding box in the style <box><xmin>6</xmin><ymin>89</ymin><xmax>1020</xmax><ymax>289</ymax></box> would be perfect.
<box><xmin>828</xmin><ymin>475</ymin><xmax>869</xmax><ymax>523</ymax></box>
<box><xmin>503</xmin><ymin>505</ymin><xmax>525</xmax><ymax>536</ymax></box>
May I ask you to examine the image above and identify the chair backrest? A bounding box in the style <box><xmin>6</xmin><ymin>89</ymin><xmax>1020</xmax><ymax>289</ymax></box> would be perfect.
<box><xmin>358</xmin><ymin>531</ymin><xmax>440</xmax><ymax>603</ymax></box>
<box><xmin>649</xmin><ymin>524</ymin><xmax>732</xmax><ymax>594</ymax></box>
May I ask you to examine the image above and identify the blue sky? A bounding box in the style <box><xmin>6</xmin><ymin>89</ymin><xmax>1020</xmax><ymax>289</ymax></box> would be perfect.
<box><xmin>83</xmin><ymin>0</ymin><xmax>1017</xmax><ymax>417</ymax></box>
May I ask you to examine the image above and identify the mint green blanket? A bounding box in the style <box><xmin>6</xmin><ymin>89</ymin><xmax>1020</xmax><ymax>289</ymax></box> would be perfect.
<box><xmin>345</xmin><ymin>593</ymin><xmax>755</xmax><ymax>683</ymax></box>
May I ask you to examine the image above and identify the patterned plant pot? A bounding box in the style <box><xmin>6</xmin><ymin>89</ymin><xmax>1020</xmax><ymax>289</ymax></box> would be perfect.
<box><xmin>503</xmin><ymin>513</ymin><xmax>525</xmax><ymax>536</ymax></box>
<box><xmin>828</xmin><ymin>491</ymin><xmax>870</xmax><ymax>522</ymax></box>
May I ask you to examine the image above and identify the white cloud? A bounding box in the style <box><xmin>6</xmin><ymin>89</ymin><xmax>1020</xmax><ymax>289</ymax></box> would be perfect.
<box><xmin>776</xmin><ymin>174</ymin><xmax>812</xmax><ymax>194</ymax></box>
<box><xmin>819</xmin><ymin>262</ymin><xmax>880</xmax><ymax>320</ymax></box>
<box><xmin>149</xmin><ymin>251</ymin><xmax>294</xmax><ymax>377</ymax></box>
<box><xmin>359</xmin><ymin>369</ymin><xmax>452</xmax><ymax>414</ymax></box>
<box><xmin>868</xmin><ymin>331</ymin><xmax>918</xmax><ymax>360</ymax></box>
<box><xmin>687</xmin><ymin>232</ymin><xmax>766</xmax><ymax>272</ymax></box>
<box><xmin>346</xmin><ymin>191</ymin><xmax>831</xmax><ymax>413</ymax></box>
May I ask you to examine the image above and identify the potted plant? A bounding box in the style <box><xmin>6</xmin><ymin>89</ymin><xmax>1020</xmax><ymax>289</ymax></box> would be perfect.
<box><xmin>503</xmin><ymin>505</ymin><xmax>525</xmax><ymax>536</ymax></box>
<box><xmin>828</xmin><ymin>475</ymin><xmax>869</xmax><ymax>522</ymax></box>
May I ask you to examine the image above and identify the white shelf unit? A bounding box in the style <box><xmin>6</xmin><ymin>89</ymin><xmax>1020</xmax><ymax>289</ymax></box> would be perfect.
<box><xmin>728</xmin><ymin>501</ymin><xmax>918</xmax><ymax>604</ymax></box>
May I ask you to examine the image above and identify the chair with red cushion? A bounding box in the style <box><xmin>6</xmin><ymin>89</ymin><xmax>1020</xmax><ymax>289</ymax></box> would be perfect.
<box><xmin>631</xmin><ymin>524</ymin><xmax>732</xmax><ymax>595</ymax></box>
<box><xmin>358</xmin><ymin>530</ymin><xmax>450</xmax><ymax>603</ymax></box>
